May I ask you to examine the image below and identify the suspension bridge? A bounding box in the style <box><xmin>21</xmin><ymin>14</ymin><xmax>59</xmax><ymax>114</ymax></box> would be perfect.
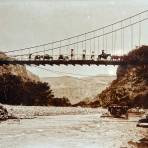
<box><xmin>1</xmin><ymin>10</ymin><xmax>148</xmax><ymax>66</ymax></box>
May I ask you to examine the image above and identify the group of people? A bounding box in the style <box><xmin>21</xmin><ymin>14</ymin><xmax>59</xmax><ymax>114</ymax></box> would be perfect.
<box><xmin>29</xmin><ymin>49</ymin><xmax>107</xmax><ymax>61</ymax></box>
<box><xmin>72</xmin><ymin>49</ymin><xmax>106</xmax><ymax>60</ymax></box>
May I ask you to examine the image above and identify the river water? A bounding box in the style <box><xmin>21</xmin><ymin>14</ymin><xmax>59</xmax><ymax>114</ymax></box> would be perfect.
<box><xmin>0</xmin><ymin>113</ymin><xmax>147</xmax><ymax>148</ymax></box>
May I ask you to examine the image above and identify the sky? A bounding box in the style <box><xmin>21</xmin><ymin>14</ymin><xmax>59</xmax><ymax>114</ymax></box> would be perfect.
<box><xmin>0</xmin><ymin>0</ymin><xmax>148</xmax><ymax>77</ymax></box>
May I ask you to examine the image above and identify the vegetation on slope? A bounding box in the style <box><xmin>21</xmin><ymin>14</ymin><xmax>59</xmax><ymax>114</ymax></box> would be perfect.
<box><xmin>0</xmin><ymin>73</ymin><xmax>71</xmax><ymax>106</ymax></box>
<box><xmin>79</xmin><ymin>46</ymin><xmax>148</xmax><ymax>108</ymax></box>
<box><xmin>0</xmin><ymin>52</ymin><xmax>71</xmax><ymax>106</ymax></box>
<box><xmin>0</xmin><ymin>74</ymin><xmax>53</xmax><ymax>105</ymax></box>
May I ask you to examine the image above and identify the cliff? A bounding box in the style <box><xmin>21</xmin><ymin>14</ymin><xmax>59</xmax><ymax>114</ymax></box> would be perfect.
<box><xmin>0</xmin><ymin>52</ymin><xmax>72</xmax><ymax>107</ymax></box>
<box><xmin>0</xmin><ymin>52</ymin><xmax>39</xmax><ymax>81</ymax></box>
<box><xmin>79</xmin><ymin>46</ymin><xmax>148</xmax><ymax>108</ymax></box>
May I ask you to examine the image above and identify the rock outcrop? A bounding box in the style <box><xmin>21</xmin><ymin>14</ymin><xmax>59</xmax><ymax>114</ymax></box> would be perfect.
<box><xmin>84</xmin><ymin>46</ymin><xmax>148</xmax><ymax>108</ymax></box>
<box><xmin>0</xmin><ymin>104</ymin><xmax>8</xmax><ymax>121</ymax></box>
<box><xmin>0</xmin><ymin>52</ymin><xmax>39</xmax><ymax>81</ymax></box>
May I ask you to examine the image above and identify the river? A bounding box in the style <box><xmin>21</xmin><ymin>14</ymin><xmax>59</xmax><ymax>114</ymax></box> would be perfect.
<box><xmin>0</xmin><ymin>110</ymin><xmax>147</xmax><ymax>148</ymax></box>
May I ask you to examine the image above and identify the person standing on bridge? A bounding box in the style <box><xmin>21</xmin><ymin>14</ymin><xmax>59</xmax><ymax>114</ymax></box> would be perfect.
<box><xmin>71</xmin><ymin>49</ymin><xmax>74</xmax><ymax>60</ymax></box>
<box><xmin>29</xmin><ymin>53</ymin><xmax>32</xmax><ymax>61</ymax></box>
<box><xmin>91</xmin><ymin>51</ymin><xmax>95</xmax><ymax>60</ymax></box>
<box><xmin>101</xmin><ymin>50</ymin><xmax>105</xmax><ymax>56</ymax></box>
<box><xmin>82</xmin><ymin>50</ymin><xmax>86</xmax><ymax>60</ymax></box>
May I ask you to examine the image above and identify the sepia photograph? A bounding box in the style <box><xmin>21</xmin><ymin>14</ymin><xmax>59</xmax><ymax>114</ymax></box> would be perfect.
<box><xmin>0</xmin><ymin>0</ymin><xmax>148</xmax><ymax>148</ymax></box>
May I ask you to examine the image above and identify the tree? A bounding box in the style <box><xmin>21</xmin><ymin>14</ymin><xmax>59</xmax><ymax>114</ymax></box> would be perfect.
<box><xmin>0</xmin><ymin>74</ymin><xmax>54</xmax><ymax>106</ymax></box>
<box><xmin>0</xmin><ymin>74</ymin><xmax>23</xmax><ymax>105</ymax></box>
<box><xmin>23</xmin><ymin>81</ymin><xmax>54</xmax><ymax>105</ymax></box>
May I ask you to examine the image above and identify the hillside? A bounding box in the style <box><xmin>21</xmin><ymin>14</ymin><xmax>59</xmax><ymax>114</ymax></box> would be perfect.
<box><xmin>0</xmin><ymin>52</ymin><xmax>39</xmax><ymax>81</ymax></box>
<box><xmin>86</xmin><ymin>45</ymin><xmax>148</xmax><ymax>108</ymax></box>
<box><xmin>41</xmin><ymin>75</ymin><xmax>115</xmax><ymax>104</ymax></box>
<box><xmin>0</xmin><ymin>52</ymin><xmax>72</xmax><ymax>106</ymax></box>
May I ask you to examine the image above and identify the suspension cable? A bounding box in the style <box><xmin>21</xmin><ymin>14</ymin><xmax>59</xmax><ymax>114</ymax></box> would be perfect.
<box><xmin>111</xmin><ymin>25</ymin><xmax>113</xmax><ymax>54</ymax></box>
<box><xmin>77</xmin><ymin>36</ymin><xmax>79</xmax><ymax>60</ymax></box>
<box><xmin>105</xmin><ymin>35</ymin><xmax>107</xmax><ymax>50</ymax></box>
<box><xmin>85</xmin><ymin>33</ymin><xmax>86</xmax><ymax>51</ymax></box>
<box><xmin>52</xmin><ymin>42</ymin><xmax>54</xmax><ymax>57</ymax></box>
<box><xmin>123</xmin><ymin>26</ymin><xmax>124</xmax><ymax>55</ymax></box>
<box><xmin>130</xmin><ymin>18</ymin><xmax>133</xmax><ymax>49</ymax></box>
<box><xmin>114</xmin><ymin>31</ymin><xmax>117</xmax><ymax>55</ymax></box>
<box><xmin>139</xmin><ymin>14</ymin><xmax>141</xmax><ymax>46</ymax></box>
<box><xmin>121</xmin><ymin>21</ymin><xmax>123</xmax><ymax>55</ymax></box>
<box><xmin>59</xmin><ymin>40</ymin><xmax>61</xmax><ymax>55</ymax></box>
<box><xmin>90</xmin><ymin>39</ymin><xmax>91</xmax><ymax>57</ymax></box>
<box><xmin>102</xmin><ymin>28</ymin><xmax>105</xmax><ymax>51</ymax></box>
<box><xmin>8</xmin><ymin>17</ymin><xmax>148</xmax><ymax>57</ymax></box>
<box><xmin>4</xmin><ymin>10</ymin><xmax>148</xmax><ymax>54</ymax></box>
<box><xmin>93</xmin><ymin>32</ymin><xmax>95</xmax><ymax>54</ymax></box>
<box><xmin>98</xmin><ymin>36</ymin><xmax>100</xmax><ymax>54</ymax></box>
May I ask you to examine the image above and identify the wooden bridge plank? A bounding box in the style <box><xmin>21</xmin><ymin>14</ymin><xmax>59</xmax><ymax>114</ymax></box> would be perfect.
<box><xmin>0</xmin><ymin>60</ymin><xmax>148</xmax><ymax>66</ymax></box>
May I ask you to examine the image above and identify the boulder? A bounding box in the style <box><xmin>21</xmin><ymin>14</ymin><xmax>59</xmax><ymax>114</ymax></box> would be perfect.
<box><xmin>0</xmin><ymin>104</ymin><xmax>8</xmax><ymax>121</ymax></box>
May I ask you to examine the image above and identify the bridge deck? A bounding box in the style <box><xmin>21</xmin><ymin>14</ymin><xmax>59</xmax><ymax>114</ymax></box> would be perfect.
<box><xmin>0</xmin><ymin>60</ymin><xmax>148</xmax><ymax>66</ymax></box>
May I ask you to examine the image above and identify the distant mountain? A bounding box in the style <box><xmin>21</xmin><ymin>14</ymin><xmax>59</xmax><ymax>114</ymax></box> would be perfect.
<box><xmin>41</xmin><ymin>75</ymin><xmax>115</xmax><ymax>104</ymax></box>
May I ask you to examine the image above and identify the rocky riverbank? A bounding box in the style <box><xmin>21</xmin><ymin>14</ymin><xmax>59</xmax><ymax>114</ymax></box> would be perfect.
<box><xmin>4</xmin><ymin>105</ymin><xmax>106</xmax><ymax>119</ymax></box>
<box><xmin>0</xmin><ymin>104</ymin><xmax>18</xmax><ymax>121</ymax></box>
<box><xmin>0</xmin><ymin>104</ymin><xmax>8</xmax><ymax>120</ymax></box>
